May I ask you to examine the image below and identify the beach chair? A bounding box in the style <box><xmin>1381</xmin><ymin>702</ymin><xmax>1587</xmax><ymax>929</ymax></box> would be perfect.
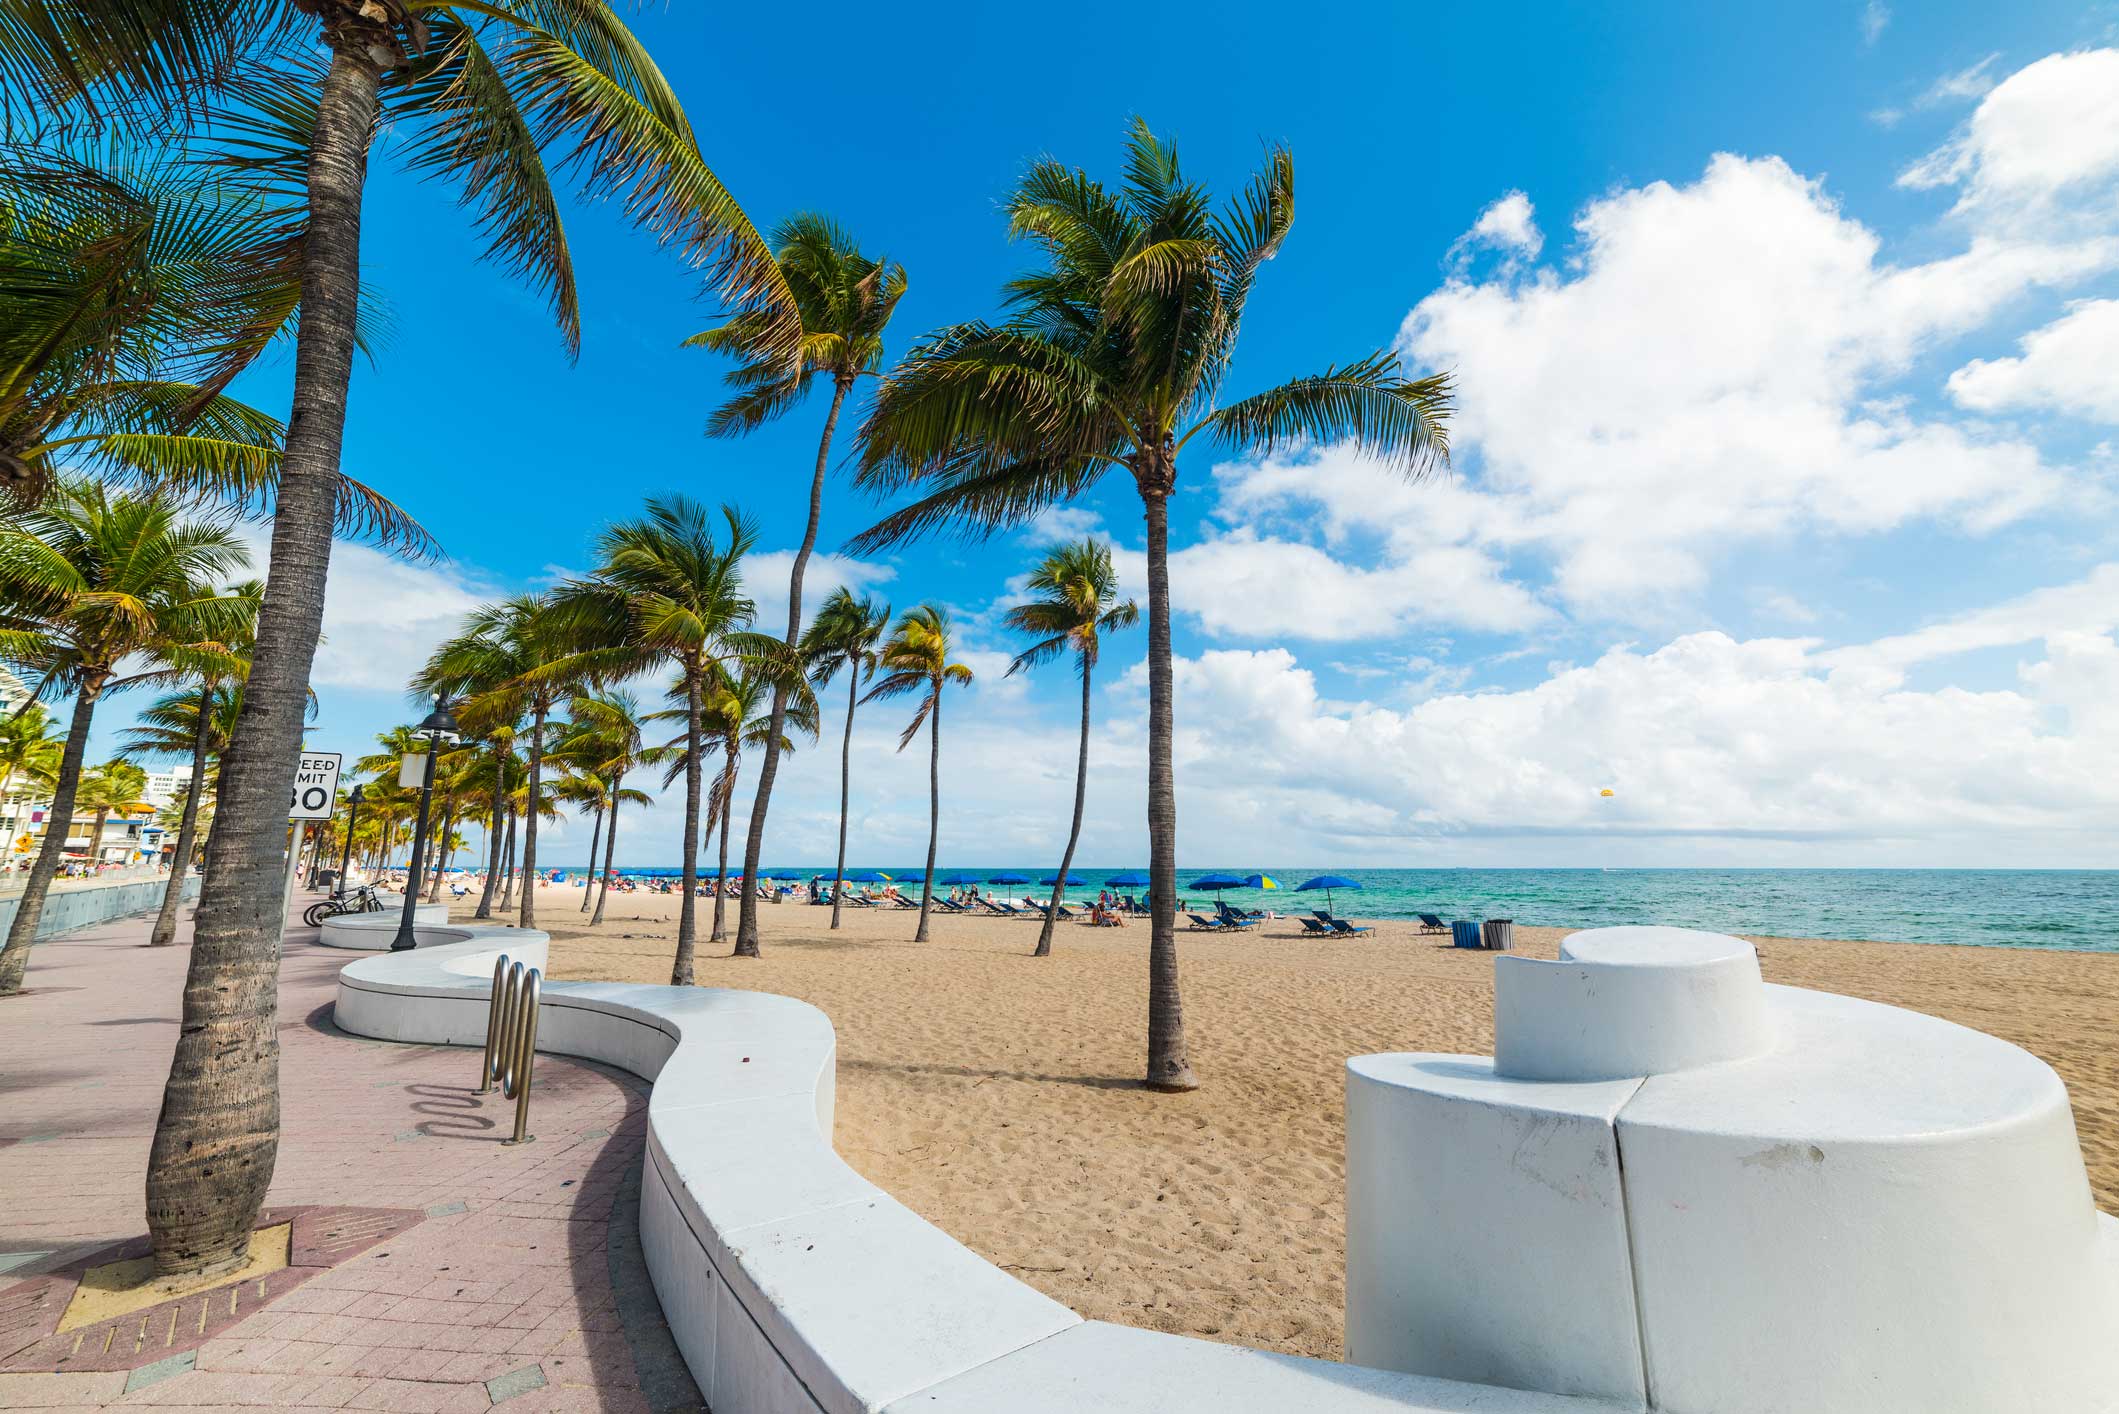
<box><xmin>1311</xmin><ymin>909</ymin><xmax>1336</xmax><ymax>925</ymax></box>
<box><xmin>1416</xmin><ymin>913</ymin><xmax>1448</xmax><ymax>935</ymax></box>
<box><xmin>1052</xmin><ymin>902</ymin><xmax>1077</xmax><ymax>919</ymax></box>
<box><xmin>1123</xmin><ymin>894</ymin><xmax>1150</xmax><ymax>915</ymax></box>
<box><xmin>987</xmin><ymin>899</ymin><xmax>1024</xmax><ymax>916</ymax></box>
<box><xmin>1185</xmin><ymin>913</ymin><xmax>1230</xmax><ymax>931</ymax></box>
<box><xmin>1328</xmin><ymin>918</ymin><xmax>1374</xmax><ymax>937</ymax></box>
<box><xmin>1297</xmin><ymin>917</ymin><xmax>1334</xmax><ymax>937</ymax></box>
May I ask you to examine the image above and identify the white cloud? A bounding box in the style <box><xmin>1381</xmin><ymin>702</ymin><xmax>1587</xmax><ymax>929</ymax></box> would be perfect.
<box><xmin>1021</xmin><ymin>505</ymin><xmax>1106</xmax><ymax>545</ymax></box>
<box><xmin>1917</xmin><ymin>54</ymin><xmax>2001</xmax><ymax>108</ymax></box>
<box><xmin>1449</xmin><ymin>191</ymin><xmax>1543</xmax><ymax>266</ymax></box>
<box><xmin>1900</xmin><ymin>49</ymin><xmax>2119</xmax><ymax>235</ymax></box>
<box><xmin>1947</xmin><ymin>298</ymin><xmax>2119</xmax><ymax>423</ymax></box>
<box><xmin>302</xmin><ymin>540</ymin><xmax>495</xmax><ymax>691</ymax></box>
<box><xmin>1860</xmin><ymin>0</ymin><xmax>1890</xmax><ymax>47</ymax></box>
<box><xmin>1400</xmin><ymin>151</ymin><xmax>2098</xmax><ymax>617</ymax></box>
<box><xmin>745</xmin><ymin>551</ymin><xmax>896</xmax><ymax>640</ymax></box>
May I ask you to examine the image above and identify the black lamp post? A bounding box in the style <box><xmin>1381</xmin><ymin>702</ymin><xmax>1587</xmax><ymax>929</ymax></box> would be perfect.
<box><xmin>390</xmin><ymin>695</ymin><xmax>462</xmax><ymax>951</ymax></box>
<box><xmin>335</xmin><ymin>784</ymin><xmax>365</xmax><ymax>897</ymax></box>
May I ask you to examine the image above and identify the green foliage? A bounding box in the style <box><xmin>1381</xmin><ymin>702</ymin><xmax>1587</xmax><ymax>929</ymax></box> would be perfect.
<box><xmin>0</xmin><ymin>141</ymin><xmax>435</xmax><ymax>552</ymax></box>
<box><xmin>1004</xmin><ymin>539</ymin><xmax>1137</xmax><ymax>678</ymax></box>
<box><xmin>864</xmin><ymin>603</ymin><xmax>973</xmax><ymax>751</ymax></box>
<box><xmin>852</xmin><ymin>119</ymin><xmax>1452</xmax><ymax>549</ymax></box>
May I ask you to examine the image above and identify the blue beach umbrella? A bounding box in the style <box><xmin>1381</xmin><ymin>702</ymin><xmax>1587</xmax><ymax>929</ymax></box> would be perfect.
<box><xmin>1190</xmin><ymin>874</ymin><xmax>1247</xmax><ymax>893</ymax></box>
<box><xmin>1105</xmin><ymin>872</ymin><xmax>1149</xmax><ymax>888</ymax></box>
<box><xmin>941</xmin><ymin>872</ymin><xmax>981</xmax><ymax>886</ymax></box>
<box><xmin>987</xmin><ymin>872</ymin><xmax>1032</xmax><ymax>885</ymax></box>
<box><xmin>843</xmin><ymin>869</ymin><xmax>886</xmax><ymax>883</ymax></box>
<box><xmin>1041</xmin><ymin>873</ymin><xmax>1084</xmax><ymax>887</ymax></box>
<box><xmin>1295</xmin><ymin>874</ymin><xmax>1363</xmax><ymax>912</ymax></box>
<box><xmin>1242</xmin><ymin>874</ymin><xmax>1280</xmax><ymax>890</ymax></box>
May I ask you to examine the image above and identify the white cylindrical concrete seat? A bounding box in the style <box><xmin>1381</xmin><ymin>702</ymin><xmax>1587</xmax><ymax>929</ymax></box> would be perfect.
<box><xmin>1347</xmin><ymin>926</ymin><xmax>2119</xmax><ymax>1413</ymax></box>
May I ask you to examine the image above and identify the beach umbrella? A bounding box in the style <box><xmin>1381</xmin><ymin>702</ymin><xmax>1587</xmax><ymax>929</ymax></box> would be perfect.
<box><xmin>940</xmin><ymin>872</ymin><xmax>981</xmax><ymax>886</ymax></box>
<box><xmin>987</xmin><ymin>872</ymin><xmax>1032</xmax><ymax>886</ymax></box>
<box><xmin>1189</xmin><ymin>874</ymin><xmax>1247</xmax><ymax>903</ymax></box>
<box><xmin>1242</xmin><ymin>874</ymin><xmax>1280</xmax><ymax>890</ymax></box>
<box><xmin>843</xmin><ymin>869</ymin><xmax>886</xmax><ymax>883</ymax></box>
<box><xmin>1295</xmin><ymin>874</ymin><xmax>1363</xmax><ymax>912</ymax></box>
<box><xmin>1105</xmin><ymin>872</ymin><xmax>1149</xmax><ymax>888</ymax></box>
<box><xmin>1041</xmin><ymin>873</ymin><xmax>1084</xmax><ymax>887</ymax></box>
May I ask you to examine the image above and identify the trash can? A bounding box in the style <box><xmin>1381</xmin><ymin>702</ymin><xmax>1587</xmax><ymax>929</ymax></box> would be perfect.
<box><xmin>1451</xmin><ymin>920</ymin><xmax>1483</xmax><ymax>949</ymax></box>
<box><xmin>1482</xmin><ymin>918</ymin><xmax>1515</xmax><ymax>951</ymax></box>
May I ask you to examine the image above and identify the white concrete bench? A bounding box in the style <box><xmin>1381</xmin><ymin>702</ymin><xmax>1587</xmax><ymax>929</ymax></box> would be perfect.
<box><xmin>333</xmin><ymin>925</ymin><xmax>1625</xmax><ymax>1414</ymax></box>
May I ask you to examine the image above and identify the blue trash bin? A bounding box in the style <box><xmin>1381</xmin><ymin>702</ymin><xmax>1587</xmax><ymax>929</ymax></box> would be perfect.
<box><xmin>1451</xmin><ymin>919</ymin><xmax>1483</xmax><ymax>949</ymax></box>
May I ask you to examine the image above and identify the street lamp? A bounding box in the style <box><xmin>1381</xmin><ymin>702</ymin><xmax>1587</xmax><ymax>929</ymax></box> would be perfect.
<box><xmin>390</xmin><ymin>695</ymin><xmax>463</xmax><ymax>951</ymax></box>
<box><xmin>334</xmin><ymin>783</ymin><xmax>365</xmax><ymax>896</ymax></box>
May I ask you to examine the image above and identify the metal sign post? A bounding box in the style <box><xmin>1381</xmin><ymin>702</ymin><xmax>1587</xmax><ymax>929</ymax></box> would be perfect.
<box><xmin>283</xmin><ymin>752</ymin><xmax>342</xmax><ymax>938</ymax></box>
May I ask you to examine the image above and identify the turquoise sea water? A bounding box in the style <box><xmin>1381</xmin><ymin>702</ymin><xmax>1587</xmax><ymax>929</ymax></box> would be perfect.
<box><xmin>556</xmin><ymin>867</ymin><xmax>2119</xmax><ymax>953</ymax></box>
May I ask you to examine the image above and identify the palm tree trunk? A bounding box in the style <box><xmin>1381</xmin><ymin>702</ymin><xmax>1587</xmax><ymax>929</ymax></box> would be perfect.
<box><xmin>146</xmin><ymin>42</ymin><xmax>386</xmax><ymax>1278</ymax></box>
<box><xmin>89</xmin><ymin>808</ymin><xmax>111</xmax><ymax>865</ymax></box>
<box><xmin>1036</xmin><ymin>661</ymin><xmax>1095</xmax><ymax>958</ymax></box>
<box><xmin>672</xmin><ymin>663</ymin><xmax>702</xmax><ymax>984</ymax></box>
<box><xmin>734</xmin><ymin>376</ymin><xmax>851</xmax><ymax>959</ymax></box>
<box><xmin>710</xmin><ymin>754</ymin><xmax>736</xmax><ymax>942</ymax></box>
<box><xmin>518</xmin><ymin>701</ymin><xmax>546</xmax><ymax>928</ymax></box>
<box><xmin>916</xmin><ymin>686</ymin><xmax>939</xmax><ymax>943</ymax></box>
<box><xmin>474</xmin><ymin>765</ymin><xmax>505</xmax><ymax>917</ymax></box>
<box><xmin>830</xmin><ymin>668</ymin><xmax>856</xmax><ymax>931</ymax></box>
<box><xmin>498</xmin><ymin>811</ymin><xmax>518</xmax><ymax>910</ymax></box>
<box><xmin>149</xmin><ymin>686</ymin><xmax>214</xmax><ymax>947</ymax></box>
<box><xmin>424</xmin><ymin>799</ymin><xmax>454</xmax><ymax>902</ymax></box>
<box><xmin>1141</xmin><ymin>489</ymin><xmax>1196</xmax><ymax>1090</ymax></box>
<box><xmin>593</xmin><ymin>783</ymin><xmax>619</xmax><ymax>926</ymax></box>
<box><xmin>581</xmin><ymin>804</ymin><xmax>603</xmax><ymax>912</ymax></box>
<box><xmin>0</xmin><ymin>674</ymin><xmax>104</xmax><ymax>991</ymax></box>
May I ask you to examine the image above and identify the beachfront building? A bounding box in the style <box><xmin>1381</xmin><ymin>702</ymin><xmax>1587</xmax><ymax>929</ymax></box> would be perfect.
<box><xmin>142</xmin><ymin>763</ymin><xmax>194</xmax><ymax>809</ymax></box>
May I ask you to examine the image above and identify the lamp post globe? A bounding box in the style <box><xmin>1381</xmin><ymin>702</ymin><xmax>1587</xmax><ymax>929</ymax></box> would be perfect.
<box><xmin>390</xmin><ymin>696</ymin><xmax>463</xmax><ymax>951</ymax></box>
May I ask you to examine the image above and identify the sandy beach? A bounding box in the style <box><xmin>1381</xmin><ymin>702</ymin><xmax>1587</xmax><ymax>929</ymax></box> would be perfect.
<box><xmin>480</xmin><ymin>881</ymin><xmax>2119</xmax><ymax>1361</ymax></box>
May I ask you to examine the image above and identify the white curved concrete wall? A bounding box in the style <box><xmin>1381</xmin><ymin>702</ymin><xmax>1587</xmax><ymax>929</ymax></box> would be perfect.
<box><xmin>1348</xmin><ymin>927</ymin><xmax>2119</xmax><ymax>1413</ymax></box>
<box><xmin>317</xmin><ymin>902</ymin><xmax>451</xmax><ymax>949</ymax></box>
<box><xmin>335</xmin><ymin>924</ymin><xmax>1622</xmax><ymax>1414</ymax></box>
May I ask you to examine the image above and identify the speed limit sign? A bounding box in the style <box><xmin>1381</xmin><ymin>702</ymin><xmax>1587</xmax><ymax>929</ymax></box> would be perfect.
<box><xmin>289</xmin><ymin>752</ymin><xmax>343</xmax><ymax>820</ymax></box>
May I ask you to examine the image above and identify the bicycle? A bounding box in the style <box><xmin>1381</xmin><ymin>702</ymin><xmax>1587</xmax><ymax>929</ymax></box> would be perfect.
<box><xmin>303</xmin><ymin>883</ymin><xmax>386</xmax><ymax>929</ymax></box>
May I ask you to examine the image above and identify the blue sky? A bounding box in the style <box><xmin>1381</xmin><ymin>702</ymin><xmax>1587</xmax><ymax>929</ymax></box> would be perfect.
<box><xmin>82</xmin><ymin>0</ymin><xmax>2119</xmax><ymax>869</ymax></box>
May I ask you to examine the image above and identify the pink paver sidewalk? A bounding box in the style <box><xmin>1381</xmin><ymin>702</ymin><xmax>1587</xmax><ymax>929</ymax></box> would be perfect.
<box><xmin>0</xmin><ymin>894</ymin><xmax>703</xmax><ymax>1414</ymax></box>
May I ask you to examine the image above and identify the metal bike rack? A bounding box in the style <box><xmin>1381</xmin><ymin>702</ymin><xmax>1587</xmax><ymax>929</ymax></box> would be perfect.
<box><xmin>476</xmin><ymin>953</ymin><xmax>543</xmax><ymax>1145</ymax></box>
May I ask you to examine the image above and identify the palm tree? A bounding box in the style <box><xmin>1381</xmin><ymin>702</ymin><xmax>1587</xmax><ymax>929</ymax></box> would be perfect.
<box><xmin>798</xmin><ymin>588</ymin><xmax>890</xmax><ymax>930</ymax></box>
<box><xmin>416</xmin><ymin>594</ymin><xmax>580</xmax><ymax>929</ymax></box>
<box><xmin>689</xmin><ymin>215</ymin><xmax>907</xmax><ymax>960</ymax></box>
<box><xmin>1005</xmin><ymin>541</ymin><xmax>1137</xmax><ymax>958</ymax></box>
<box><xmin>0</xmin><ymin>704</ymin><xmax>64</xmax><ymax>861</ymax></box>
<box><xmin>863</xmin><ymin>605</ymin><xmax>973</xmax><ymax>943</ymax></box>
<box><xmin>546</xmin><ymin>497</ymin><xmax>783</xmax><ymax>983</ymax></box>
<box><xmin>556</xmin><ymin>688</ymin><xmax>654</xmax><ymax>923</ymax></box>
<box><xmin>853</xmin><ymin>122</ymin><xmax>1453</xmax><ymax>1089</ymax></box>
<box><xmin>0</xmin><ymin>142</ymin><xmax>430</xmax><ymax>551</ymax></box>
<box><xmin>8</xmin><ymin>0</ymin><xmax>798</xmax><ymax>1282</ymax></box>
<box><xmin>0</xmin><ymin>481</ymin><xmax>250</xmax><ymax>993</ymax></box>
<box><xmin>74</xmin><ymin>759</ymin><xmax>149</xmax><ymax>864</ymax></box>
<box><xmin>114</xmin><ymin>597</ymin><xmax>262</xmax><ymax>949</ymax></box>
<box><xmin>654</xmin><ymin>668</ymin><xmax>816</xmax><ymax>942</ymax></box>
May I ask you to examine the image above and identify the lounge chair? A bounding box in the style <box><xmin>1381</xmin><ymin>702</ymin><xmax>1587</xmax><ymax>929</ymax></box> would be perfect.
<box><xmin>1052</xmin><ymin>902</ymin><xmax>1077</xmax><ymax>919</ymax></box>
<box><xmin>1123</xmin><ymin>894</ymin><xmax>1150</xmax><ymax>915</ymax></box>
<box><xmin>1185</xmin><ymin>913</ymin><xmax>1230</xmax><ymax>931</ymax></box>
<box><xmin>1297</xmin><ymin>917</ymin><xmax>1335</xmax><ymax>937</ymax></box>
<box><xmin>1311</xmin><ymin>909</ymin><xmax>1336</xmax><ymax>925</ymax></box>
<box><xmin>1416</xmin><ymin>913</ymin><xmax>1448</xmax><ymax>934</ymax></box>
<box><xmin>988</xmin><ymin>899</ymin><xmax>1025</xmax><ymax>917</ymax></box>
<box><xmin>935</xmin><ymin>897</ymin><xmax>968</xmax><ymax>913</ymax></box>
<box><xmin>1329</xmin><ymin>918</ymin><xmax>1374</xmax><ymax>937</ymax></box>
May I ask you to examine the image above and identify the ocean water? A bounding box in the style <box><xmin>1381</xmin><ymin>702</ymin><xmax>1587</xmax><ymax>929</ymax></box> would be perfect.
<box><xmin>555</xmin><ymin>866</ymin><xmax>2119</xmax><ymax>953</ymax></box>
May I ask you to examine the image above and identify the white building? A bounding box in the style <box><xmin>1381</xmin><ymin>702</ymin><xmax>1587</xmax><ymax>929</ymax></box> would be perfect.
<box><xmin>143</xmin><ymin>762</ymin><xmax>195</xmax><ymax>809</ymax></box>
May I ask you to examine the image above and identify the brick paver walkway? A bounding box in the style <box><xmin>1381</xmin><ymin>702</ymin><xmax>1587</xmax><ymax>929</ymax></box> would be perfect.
<box><xmin>0</xmin><ymin>896</ymin><xmax>702</xmax><ymax>1413</ymax></box>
